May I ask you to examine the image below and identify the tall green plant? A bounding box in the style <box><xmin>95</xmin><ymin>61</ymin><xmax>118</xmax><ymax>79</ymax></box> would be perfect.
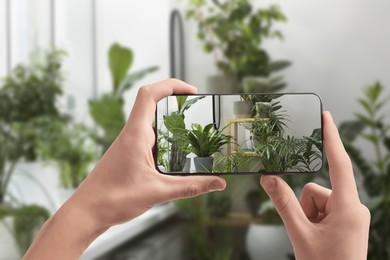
<box><xmin>186</xmin><ymin>0</ymin><xmax>291</xmax><ymax>92</ymax></box>
<box><xmin>0</xmin><ymin>48</ymin><xmax>68</xmax><ymax>204</ymax></box>
<box><xmin>89</xmin><ymin>43</ymin><xmax>158</xmax><ymax>152</ymax></box>
<box><xmin>338</xmin><ymin>82</ymin><xmax>390</xmax><ymax>259</ymax></box>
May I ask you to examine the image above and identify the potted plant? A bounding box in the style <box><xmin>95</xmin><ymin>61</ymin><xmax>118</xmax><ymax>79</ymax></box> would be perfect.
<box><xmin>39</xmin><ymin>123</ymin><xmax>97</xmax><ymax>202</ymax></box>
<box><xmin>89</xmin><ymin>43</ymin><xmax>158</xmax><ymax>153</ymax></box>
<box><xmin>187</xmin><ymin>123</ymin><xmax>231</xmax><ymax>172</ymax></box>
<box><xmin>159</xmin><ymin>95</ymin><xmax>205</xmax><ymax>172</ymax></box>
<box><xmin>336</xmin><ymin>82</ymin><xmax>390</xmax><ymax>260</ymax></box>
<box><xmin>0</xmin><ymin>48</ymin><xmax>66</xmax><ymax>258</ymax></box>
<box><xmin>186</xmin><ymin>0</ymin><xmax>291</xmax><ymax>94</ymax></box>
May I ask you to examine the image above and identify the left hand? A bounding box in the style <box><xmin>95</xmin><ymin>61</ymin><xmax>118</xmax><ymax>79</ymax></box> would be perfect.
<box><xmin>24</xmin><ymin>79</ymin><xmax>226</xmax><ymax>260</ymax></box>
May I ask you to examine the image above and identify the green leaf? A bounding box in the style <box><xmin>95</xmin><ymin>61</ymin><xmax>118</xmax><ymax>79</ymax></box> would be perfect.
<box><xmin>355</xmin><ymin>113</ymin><xmax>376</xmax><ymax>127</ymax></box>
<box><xmin>338</xmin><ymin>120</ymin><xmax>365</xmax><ymax>142</ymax></box>
<box><xmin>267</xmin><ymin>60</ymin><xmax>291</xmax><ymax>73</ymax></box>
<box><xmin>164</xmin><ymin>112</ymin><xmax>185</xmax><ymax>133</ymax></box>
<box><xmin>361</xmin><ymin>133</ymin><xmax>380</xmax><ymax>144</ymax></box>
<box><xmin>358</xmin><ymin>98</ymin><xmax>372</xmax><ymax>115</ymax></box>
<box><xmin>89</xmin><ymin>94</ymin><xmax>126</xmax><ymax>144</ymax></box>
<box><xmin>179</xmin><ymin>96</ymin><xmax>206</xmax><ymax>114</ymax></box>
<box><xmin>109</xmin><ymin>43</ymin><xmax>133</xmax><ymax>92</ymax></box>
<box><xmin>117</xmin><ymin>66</ymin><xmax>158</xmax><ymax>97</ymax></box>
<box><xmin>176</xmin><ymin>96</ymin><xmax>188</xmax><ymax>112</ymax></box>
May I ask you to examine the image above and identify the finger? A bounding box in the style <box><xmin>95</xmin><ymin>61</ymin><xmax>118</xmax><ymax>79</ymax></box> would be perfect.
<box><xmin>299</xmin><ymin>182</ymin><xmax>331</xmax><ymax>220</ymax></box>
<box><xmin>260</xmin><ymin>175</ymin><xmax>309</xmax><ymax>238</ymax></box>
<box><xmin>159</xmin><ymin>174</ymin><xmax>226</xmax><ymax>200</ymax></box>
<box><xmin>323</xmin><ymin>111</ymin><xmax>359</xmax><ymax>200</ymax></box>
<box><xmin>128</xmin><ymin>78</ymin><xmax>197</xmax><ymax>126</ymax></box>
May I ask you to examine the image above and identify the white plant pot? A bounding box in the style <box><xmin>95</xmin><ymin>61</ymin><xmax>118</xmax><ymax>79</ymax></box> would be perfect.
<box><xmin>246</xmin><ymin>224</ymin><xmax>293</xmax><ymax>260</ymax></box>
<box><xmin>0</xmin><ymin>217</ymin><xmax>21</xmax><ymax>260</ymax></box>
<box><xmin>182</xmin><ymin>158</ymin><xmax>191</xmax><ymax>172</ymax></box>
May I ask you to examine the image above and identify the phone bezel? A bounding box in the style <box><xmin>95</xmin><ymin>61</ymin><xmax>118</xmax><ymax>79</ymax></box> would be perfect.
<box><xmin>154</xmin><ymin>93</ymin><xmax>324</xmax><ymax>176</ymax></box>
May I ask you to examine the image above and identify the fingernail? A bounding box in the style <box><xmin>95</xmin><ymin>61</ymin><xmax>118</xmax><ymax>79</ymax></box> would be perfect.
<box><xmin>208</xmin><ymin>181</ymin><xmax>224</xmax><ymax>192</ymax></box>
<box><xmin>262</xmin><ymin>177</ymin><xmax>277</xmax><ymax>193</ymax></box>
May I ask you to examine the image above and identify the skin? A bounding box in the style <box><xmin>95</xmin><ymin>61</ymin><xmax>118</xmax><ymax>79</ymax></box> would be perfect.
<box><xmin>260</xmin><ymin>111</ymin><xmax>370</xmax><ymax>260</ymax></box>
<box><xmin>23</xmin><ymin>79</ymin><xmax>226</xmax><ymax>260</ymax></box>
<box><xmin>24</xmin><ymin>80</ymin><xmax>370</xmax><ymax>259</ymax></box>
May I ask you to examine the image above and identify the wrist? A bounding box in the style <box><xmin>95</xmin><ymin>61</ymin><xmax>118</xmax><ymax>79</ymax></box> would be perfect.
<box><xmin>24</xmin><ymin>196</ymin><xmax>108</xmax><ymax>259</ymax></box>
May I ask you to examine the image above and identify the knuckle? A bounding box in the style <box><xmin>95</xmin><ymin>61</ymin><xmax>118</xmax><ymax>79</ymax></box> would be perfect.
<box><xmin>167</xmin><ymin>78</ymin><xmax>182</xmax><ymax>85</ymax></box>
<box><xmin>138</xmin><ymin>85</ymin><xmax>152</xmax><ymax>97</ymax></box>
<box><xmin>185</xmin><ymin>182</ymin><xmax>202</xmax><ymax>198</ymax></box>
<box><xmin>302</xmin><ymin>182</ymin><xmax>317</xmax><ymax>195</ymax></box>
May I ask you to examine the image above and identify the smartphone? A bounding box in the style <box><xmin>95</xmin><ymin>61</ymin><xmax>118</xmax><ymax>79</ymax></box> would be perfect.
<box><xmin>155</xmin><ymin>93</ymin><xmax>323</xmax><ymax>175</ymax></box>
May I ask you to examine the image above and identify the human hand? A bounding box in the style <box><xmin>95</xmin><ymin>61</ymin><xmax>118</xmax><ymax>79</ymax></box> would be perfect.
<box><xmin>260</xmin><ymin>111</ymin><xmax>370</xmax><ymax>260</ymax></box>
<box><xmin>24</xmin><ymin>79</ymin><xmax>226</xmax><ymax>259</ymax></box>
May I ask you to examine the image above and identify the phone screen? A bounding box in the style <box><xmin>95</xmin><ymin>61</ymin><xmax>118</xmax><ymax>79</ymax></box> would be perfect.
<box><xmin>155</xmin><ymin>93</ymin><xmax>323</xmax><ymax>175</ymax></box>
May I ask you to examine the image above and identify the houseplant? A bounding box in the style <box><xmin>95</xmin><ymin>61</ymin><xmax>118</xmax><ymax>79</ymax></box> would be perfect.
<box><xmin>161</xmin><ymin>96</ymin><xmax>205</xmax><ymax>172</ymax></box>
<box><xmin>337</xmin><ymin>82</ymin><xmax>390</xmax><ymax>259</ymax></box>
<box><xmin>39</xmin><ymin>122</ymin><xmax>97</xmax><ymax>202</ymax></box>
<box><xmin>186</xmin><ymin>0</ymin><xmax>291</xmax><ymax>93</ymax></box>
<box><xmin>0</xmin><ymin>48</ymin><xmax>66</xmax><ymax>258</ymax></box>
<box><xmin>89</xmin><ymin>43</ymin><xmax>158</xmax><ymax>152</ymax></box>
<box><xmin>187</xmin><ymin>123</ymin><xmax>232</xmax><ymax>172</ymax></box>
<box><xmin>0</xmin><ymin>48</ymin><xmax>68</xmax><ymax>205</ymax></box>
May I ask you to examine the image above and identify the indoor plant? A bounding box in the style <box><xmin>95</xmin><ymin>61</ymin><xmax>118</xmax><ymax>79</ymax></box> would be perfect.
<box><xmin>161</xmin><ymin>95</ymin><xmax>205</xmax><ymax>172</ymax></box>
<box><xmin>0</xmin><ymin>48</ymin><xmax>66</xmax><ymax>258</ymax></box>
<box><xmin>337</xmin><ymin>82</ymin><xmax>390</xmax><ymax>260</ymax></box>
<box><xmin>187</xmin><ymin>123</ymin><xmax>232</xmax><ymax>172</ymax></box>
<box><xmin>89</xmin><ymin>43</ymin><xmax>158</xmax><ymax>153</ymax></box>
<box><xmin>39</xmin><ymin>122</ymin><xmax>97</xmax><ymax>202</ymax></box>
<box><xmin>0</xmin><ymin>48</ymin><xmax>68</xmax><ymax>205</ymax></box>
<box><xmin>186</xmin><ymin>0</ymin><xmax>291</xmax><ymax>93</ymax></box>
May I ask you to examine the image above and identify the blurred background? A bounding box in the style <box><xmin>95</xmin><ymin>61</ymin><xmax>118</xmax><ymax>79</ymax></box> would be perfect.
<box><xmin>1</xmin><ymin>0</ymin><xmax>390</xmax><ymax>259</ymax></box>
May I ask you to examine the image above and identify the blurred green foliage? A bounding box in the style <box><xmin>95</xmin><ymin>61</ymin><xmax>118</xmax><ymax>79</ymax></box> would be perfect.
<box><xmin>89</xmin><ymin>43</ymin><xmax>158</xmax><ymax>152</ymax></box>
<box><xmin>0</xmin><ymin>48</ymin><xmax>68</xmax><ymax>203</ymax></box>
<box><xmin>338</xmin><ymin>82</ymin><xmax>390</xmax><ymax>259</ymax></box>
<box><xmin>39</xmin><ymin>123</ymin><xmax>97</xmax><ymax>188</ymax></box>
<box><xmin>0</xmin><ymin>204</ymin><xmax>50</xmax><ymax>256</ymax></box>
<box><xmin>186</xmin><ymin>0</ymin><xmax>291</xmax><ymax>92</ymax></box>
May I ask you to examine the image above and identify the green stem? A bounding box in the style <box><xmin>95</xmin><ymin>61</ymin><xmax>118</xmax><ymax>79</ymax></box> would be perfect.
<box><xmin>0</xmin><ymin>160</ymin><xmax>18</xmax><ymax>204</ymax></box>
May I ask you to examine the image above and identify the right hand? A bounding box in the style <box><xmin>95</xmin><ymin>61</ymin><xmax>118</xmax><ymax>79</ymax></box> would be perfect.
<box><xmin>260</xmin><ymin>111</ymin><xmax>370</xmax><ymax>260</ymax></box>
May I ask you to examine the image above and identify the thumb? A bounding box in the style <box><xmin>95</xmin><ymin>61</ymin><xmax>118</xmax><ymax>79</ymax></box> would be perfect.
<box><xmin>161</xmin><ymin>175</ymin><xmax>227</xmax><ymax>200</ymax></box>
<box><xmin>260</xmin><ymin>175</ymin><xmax>309</xmax><ymax>235</ymax></box>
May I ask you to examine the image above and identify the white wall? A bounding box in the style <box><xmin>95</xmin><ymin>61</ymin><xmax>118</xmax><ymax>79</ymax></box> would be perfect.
<box><xmin>181</xmin><ymin>0</ymin><xmax>390</xmax><ymax>126</ymax></box>
<box><xmin>0</xmin><ymin>0</ymin><xmax>6</xmax><ymax>77</ymax></box>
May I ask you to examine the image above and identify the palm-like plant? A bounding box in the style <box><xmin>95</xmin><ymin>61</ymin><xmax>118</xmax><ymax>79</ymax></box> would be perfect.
<box><xmin>338</xmin><ymin>82</ymin><xmax>390</xmax><ymax>259</ymax></box>
<box><xmin>188</xmin><ymin>123</ymin><xmax>231</xmax><ymax>158</ymax></box>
